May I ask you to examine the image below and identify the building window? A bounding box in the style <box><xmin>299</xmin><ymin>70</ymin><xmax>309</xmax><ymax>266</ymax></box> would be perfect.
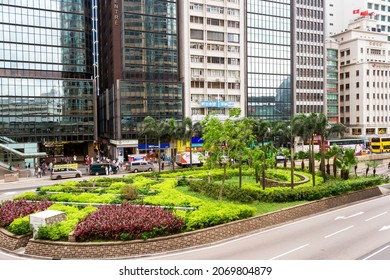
<box><xmin>190</xmin><ymin>29</ymin><xmax>204</xmax><ymax>40</ymax></box>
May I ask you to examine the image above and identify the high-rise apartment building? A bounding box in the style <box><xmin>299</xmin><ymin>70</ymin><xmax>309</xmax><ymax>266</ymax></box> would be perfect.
<box><xmin>178</xmin><ymin>0</ymin><xmax>246</xmax><ymax>122</ymax></box>
<box><xmin>332</xmin><ymin>17</ymin><xmax>390</xmax><ymax>138</ymax></box>
<box><xmin>295</xmin><ymin>0</ymin><xmax>326</xmax><ymax>116</ymax></box>
<box><xmin>98</xmin><ymin>0</ymin><xmax>183</xmax><ymax>159</ymax></box>
<box><xmin>0</xmin><ymin>0</ymin><xmax>95</xmax><ymax>161</ymax></box>
<box><xmin>246</xmin><ymin>0</ymin><xmax>293</xmax><ymax>121</ymax></box>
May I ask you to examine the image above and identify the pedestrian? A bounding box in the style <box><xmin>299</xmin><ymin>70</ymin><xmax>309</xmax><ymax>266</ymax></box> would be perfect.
<box><xmin>105</xmin><ymin>166</ymin><xmax>108</xmax><ymax>175</ymax></box>
<box><xmin>37</xmin><ymin>166</ymin><xmax>42</xmax><ymax>178</ymax></box>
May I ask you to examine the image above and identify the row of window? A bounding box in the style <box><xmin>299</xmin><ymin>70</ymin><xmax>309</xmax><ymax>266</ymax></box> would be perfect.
<box><xmin>340</xmin><ymin>81</ymin><xmax>390</xmax><ymax>90</ymax></box>
<box><xmin>190</xmin><ymin>16</ymin><xmax>240</xmax><ymax>28</ymax></box>
<box><xmin>297</xmin><ymin>44</ymin><xmax>324</xmax><ymax>54</ymax></box>
<box><xmin>190</xmin><ymin>29</ymin><xmax>240</xmax><ymax>43</ymax></box>
<box><xmin>190</xmin><ymin>81</ymin><xmax>240</xmax><ymax>89</ymax></box>
<box><xmin>190</xmin><ymin>3</ymin><xmax>239</xmax><ymax>17</ymax></box>
<box><xmin>296</xmin><ymin>0</ymin><xmax>323</xmax><ymax>8</ymax></box>
<box><xmin>296</xmin><ymin>105</ymin><xmax>323</xmax><ymax>114</ymax></box>
<box><xmin>296</xmin><ymin>69</ymin><xmax>324</xmax><ymax>79</ymax></box>
<box><xmin>191</xmin><ymin>68</ymin><xmax>240</xmax><ymax>78</ymax></box>
<box><xmin>296</xmin><ymin>7</ymin><xmax>324</xmax><ymax>20</ymax></box>
<box><xmin>190</xmin><ymin>42</ymin><xmax>240</xmax><ymax>52</ymax></box>
<box><xmin>188</xmin><ymin>56</ymin><xmax>240</xmax><ymax>65</ymax></box>
<box><xmin>296</xmin><ymin>92</ymin><xmax>324</xmax><ymax>102</ymax></box>
<box><xmin>340</xmin><ymin>116</ymin><xmax>389</xmax><ymax>125</ymax></box>
<box><xmin>296</xmin><ymin>19</ymin><xmax>324</xmax><ymax>31</ymax></box>
<box><xmin>296</xmin><ymin>32</ymin><xmax>323</xmax><ymax>43</ymax></box>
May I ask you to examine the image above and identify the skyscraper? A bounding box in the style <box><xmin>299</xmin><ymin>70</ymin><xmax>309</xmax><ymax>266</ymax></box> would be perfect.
<box><xmin>0</xmin><ymin>0</ymin><xmax>95</xmax><ymax>160</ymax></box>
<box><xmin>294</xmin><ymin>0</ymin><xmax>326</xmax><ymax>115</ymax></box>
<box><xmin>98</xmin><ymin>0</ymin><xmax>183</xmax><ymax>159</ymax></box>
<box><xmin>178</xmin><ymin>0</ymin><xmax>246</xmax><ymax>122</ymax></box>
<box><xmin>246</xmin><ymin>0</ymin><xmax>293</xmax><ymax>121</ymax></box>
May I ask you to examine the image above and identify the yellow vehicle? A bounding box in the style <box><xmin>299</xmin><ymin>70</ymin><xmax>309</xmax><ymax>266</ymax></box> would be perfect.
<box><xmin>370</xmin><ymin>137</ymin><xmax>390</xmax><ymax>153</ymax></box>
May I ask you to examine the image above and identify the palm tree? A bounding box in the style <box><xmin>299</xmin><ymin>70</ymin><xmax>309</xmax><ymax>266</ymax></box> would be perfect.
<box><xmin>334</xmin><ymin>148</ymin><xmax>358</xmax><ymax>180</ymax></box>
<box><xmin>254</xmin><ymin>119</ymin><xmax>272</xmax><ymax>148</ymax></box>
<box><xmin>181</xmin><ymin>117</ymin><xmax>195</xmax><ymax>169</ymax></box>
<box><xmin>272</xmin><ymin>120</ymin><xmax>297</xmax><ymax>189</ymax></box>
<box><xmin>166</xmin><ymin>118</ymin><xmax>179</xmax><ymax>171</ymax></box>
<box><xmin>314</xmin><ymin>113</ymin><xmax>347</xmax><ymax>180</ymax></box>
<box><xmin>141</xmin><ymin>116</ymin><xmax>169</xmax><ymax>173</ymax></box>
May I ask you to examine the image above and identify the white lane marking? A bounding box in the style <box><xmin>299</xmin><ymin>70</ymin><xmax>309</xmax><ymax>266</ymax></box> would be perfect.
<box><xmin>325</xmin><ymin>225</ymin><xmax>354</xmax><ymax>239</ymax></box>
<box><xmin>363</xmin><ymin>245</ymin><xmax>390</xmax><ymax>260</ymax></box>
<box><xmin>335</xmin><ymin>211</ymin><xmax>364</xmax><ymax>220</ymax></box>
<box><xmin>270</xmin><ymin>244</ymin><xmax>309</xmax><ymax>260</ymax></box>
<box><xmin>365</xmin><ymin>211</ymin><xmax>387</xmax><ymax>222</ymax></box>
<box><xmin>142</xmin><ymin>196</ymin><xmax>390</xmax><ymax>259</ymax></box>
<box><xmin>379</xmin><ymin>225</ymin><xmax>390</xmax><ymax>232</ymax></box>
<box><xmin>2</xmin><ymin>192</ymin><xmax>16</xmax><ymax>195</ymax></box>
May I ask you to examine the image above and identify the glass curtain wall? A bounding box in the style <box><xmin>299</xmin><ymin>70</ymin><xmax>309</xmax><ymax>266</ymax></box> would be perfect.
<box><xmin>0</xmin><ymin>0</ymin><xmax>94</xmax><ymax>145</ymax></box>
<box><xmin>120</xmin><ymin>0</ymin><xmax>182</xmax><ymax>140</ymax></box>
<box><xmin>246</xmin><ymin>0</ymin><xmax>292</xmax><ymax>121</ymax></box>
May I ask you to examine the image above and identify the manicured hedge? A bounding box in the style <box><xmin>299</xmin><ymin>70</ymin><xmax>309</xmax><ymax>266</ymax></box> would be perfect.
<box><xmin>188</xmin><ymin>175</ymin><xmax>386</xmax><ymax>203</ymax></box>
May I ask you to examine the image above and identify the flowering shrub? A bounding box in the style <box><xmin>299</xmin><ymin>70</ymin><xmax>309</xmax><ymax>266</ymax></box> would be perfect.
<box><xmin>0</xmin><ymin>199</ymin><xmax>53</xmax><ymax>227</ymax></box>
<box><xmin>73</xmin><ymin>203</ymin><xmax>184</xmax><ymax>241</ymax></box>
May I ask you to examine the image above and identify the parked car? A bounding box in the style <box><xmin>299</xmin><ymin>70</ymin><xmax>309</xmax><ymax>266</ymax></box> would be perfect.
<box><xmin>50</xmin><ymin>167</ymin><xmax>82</xmax><ymax>180</ymax></box>
<box><xmin>89</xmin><ymin>163</ymin><xmax>118</xmax><ymax>175</ymax></box>
<box><xmin>129</xmin><ymin>160</ymin><xmax>154</xmax><ymax>173</ymax></box>
<box><xmin>275</xmin><ymin>155</ymin><xmax>286</xmax><ymax>163</ymax></box>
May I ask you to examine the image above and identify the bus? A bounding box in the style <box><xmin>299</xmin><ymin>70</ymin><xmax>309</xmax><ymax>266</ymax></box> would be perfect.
<box><xmin>322</xmin><ymin>138</ymin><xmax>369</xmax><ymax>155</ymax></box>
<box><xmin>370</xmin><ymin>137</ymin><xmax>390</xmax><ymax>153</ymax></box>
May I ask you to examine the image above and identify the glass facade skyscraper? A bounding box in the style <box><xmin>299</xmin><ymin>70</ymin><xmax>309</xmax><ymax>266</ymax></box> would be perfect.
<box><xmin>0</xmin><ymin>0</ymin><xmax>94</xmax><ymax>156</ymax></box>
<box><xmin>98</xmin><ymin>0</ymin><xmax>182</xmax><ymax>158</ymax></box>
<box><xmin>246</xmin><ymin>0</ymin><xmax>292</xmax><ymax>121</ymax></box>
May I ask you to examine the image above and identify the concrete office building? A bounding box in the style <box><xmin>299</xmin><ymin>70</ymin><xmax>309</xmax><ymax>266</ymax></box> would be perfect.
<box><xmin>332</xmin><ymin>17</ymin><xmax>390</xmax><ymax>138</ymax></box>
<box><xmin>294</xmin><ymin>0</ymin><xmax>326</xmax><ymax>116</ymax></box>
<box><xmin>178</xmin><ymin>0</ymin><xmax>246</xmax><ymax>122</ymax></box>
<box><xmin>326</xmin><ymin>0</ymin><xmax>390</xmax><ymax>39</ymax></box>
<box><xmin>0</xmin><ymin>0</ymin><xmax>95</xmax><ymax>163</ymax></box>
<box><xmin>98</xmin><ymin>0</ymin><xmax>183</xmax><ymax>160</ymax></box>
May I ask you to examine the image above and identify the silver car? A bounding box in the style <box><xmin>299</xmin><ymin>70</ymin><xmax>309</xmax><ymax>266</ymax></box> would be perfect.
<box><xmin>50</xmin><ymin>167</ymin><xmax>82</xmax><ymax>180</ymax></box>
<box><xmin>129</xmin><ymin>161</ymin><xmax>154</xmax><ymax>173</ymax></box>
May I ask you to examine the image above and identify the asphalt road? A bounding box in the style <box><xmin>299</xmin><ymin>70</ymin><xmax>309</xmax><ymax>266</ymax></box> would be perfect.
<box><xmin>1</xmin><ymin>163</ymin><xmax>390</xmax><ymax>260</ymax></box>
<box><xmin>143</xmin><ymin>195</ymin><xmax>390</xmax><ymax>260</ymax></box>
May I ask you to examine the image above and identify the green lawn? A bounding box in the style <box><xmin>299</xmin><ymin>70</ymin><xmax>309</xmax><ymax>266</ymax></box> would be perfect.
<box><xmin>176</xmin><ymin>185</ymin><xmax>307</xmax><ymax>215</ymax></box>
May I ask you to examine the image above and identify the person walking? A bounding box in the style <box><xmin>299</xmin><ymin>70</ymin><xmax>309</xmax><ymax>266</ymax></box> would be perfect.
<box><xmin>37</xmin><ymin>166</ymin><xmax>42</xmax><ymax>178</ymax></box>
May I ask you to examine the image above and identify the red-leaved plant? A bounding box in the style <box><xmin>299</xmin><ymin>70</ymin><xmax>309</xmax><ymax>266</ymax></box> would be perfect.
<box><xmin>73</xmin><ymin>203</ymin><xmax>184</xmax><ymax>241</ymax></box>
<box><xmin>0</xmin><ymin>199</ymin><xmax>53</xmax><ymax>227</ymax></box>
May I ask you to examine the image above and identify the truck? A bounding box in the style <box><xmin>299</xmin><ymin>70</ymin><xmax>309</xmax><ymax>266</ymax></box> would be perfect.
<box><xmin>175</xmin><ymin>152</ymin><xmax>204</xmax><ymax>167</ymax></box>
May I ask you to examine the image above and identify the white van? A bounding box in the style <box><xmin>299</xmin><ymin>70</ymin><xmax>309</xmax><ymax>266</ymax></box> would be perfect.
<box><xmin>50</xmin><ymin>167</ymin><xmax>82</xmax><ymax>180</ymax></box>
<box><xmin>129</xmin><ymin>161</ymin><xmax>154</xmax><ymax>173</ymax></box>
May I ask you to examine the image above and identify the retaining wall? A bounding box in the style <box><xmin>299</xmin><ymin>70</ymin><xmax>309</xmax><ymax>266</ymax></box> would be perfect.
<box><xmin>20</xmin><ymin>187</ymin><xmax>382</xmax><ymax>259</ymax></box>
<box><xmin>0</xmin><ymin>228</ymin><xmax>32</xmax><ymax>251</ymax></box>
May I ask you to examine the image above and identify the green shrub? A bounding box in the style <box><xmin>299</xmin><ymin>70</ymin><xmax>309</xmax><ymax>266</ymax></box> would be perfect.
<box><xmin>7</xmin><ymin>216</ymin><xmax>32</xmax><ymax>235</ymax></box>
<box><xmin>35</xmin><ymin>204</ymin><xmax>97</xmax><ymax>241</ymax></box>
<box><xmin>13</xmin><ymin>191</ymin><xmax>42</xmax><ymax>201</ymax></box>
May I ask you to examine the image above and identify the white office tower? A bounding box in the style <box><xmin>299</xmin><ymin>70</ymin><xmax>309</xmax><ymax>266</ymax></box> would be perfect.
<box><xmin>332</xmin><ymin>17</ymin><xmax>390</xmax><ymax>138</ymax></box>
<box><xmin>178</xmin><ymin>1</ymin><xmax>246</xmax><ymax>122</ymax></box>
<box><xmin>295</xmin><ymin>0</ymin><xmax>326</xmax><ymax>115</ymax></box>
<box><xmin>326</xmin><ymin>0</ymin><xmax>390</xmax><ymax>40</ymax></box>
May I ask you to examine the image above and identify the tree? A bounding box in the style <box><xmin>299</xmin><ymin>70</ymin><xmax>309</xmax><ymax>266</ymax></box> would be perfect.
<box><xmin>201</xmin><ymin>115</ymin><xmax>228</xmax><ymax>199</ymax></box>
<box><xmin>166</xmin><ymin>118</ymin><xmax>179</xmax><ymax>171</ymax></box>
<box><xmin>141</xmin><ymin>116</ymin><xmax>169</xmax><ymax>173</ymax></box>
<box><xmin>334</xmin><ymin>148</ymin><xmax>358</xmax><ymax>180</ymax></box>
<box><xmin>314</xmin><ymin>113</ymin><xmax>347</xmax><ymax>181</ymax></box>
<box><xmin>273</xmin><ymin>120</ymin><xmax>297</xmax><ymax>189</ymax></box>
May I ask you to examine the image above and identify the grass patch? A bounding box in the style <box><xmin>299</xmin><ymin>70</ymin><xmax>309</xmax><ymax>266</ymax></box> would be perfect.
<box><xmin>176</xmin><ymin>186</ymin><xmax>307</xmax><ymax>215</ymax></box>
